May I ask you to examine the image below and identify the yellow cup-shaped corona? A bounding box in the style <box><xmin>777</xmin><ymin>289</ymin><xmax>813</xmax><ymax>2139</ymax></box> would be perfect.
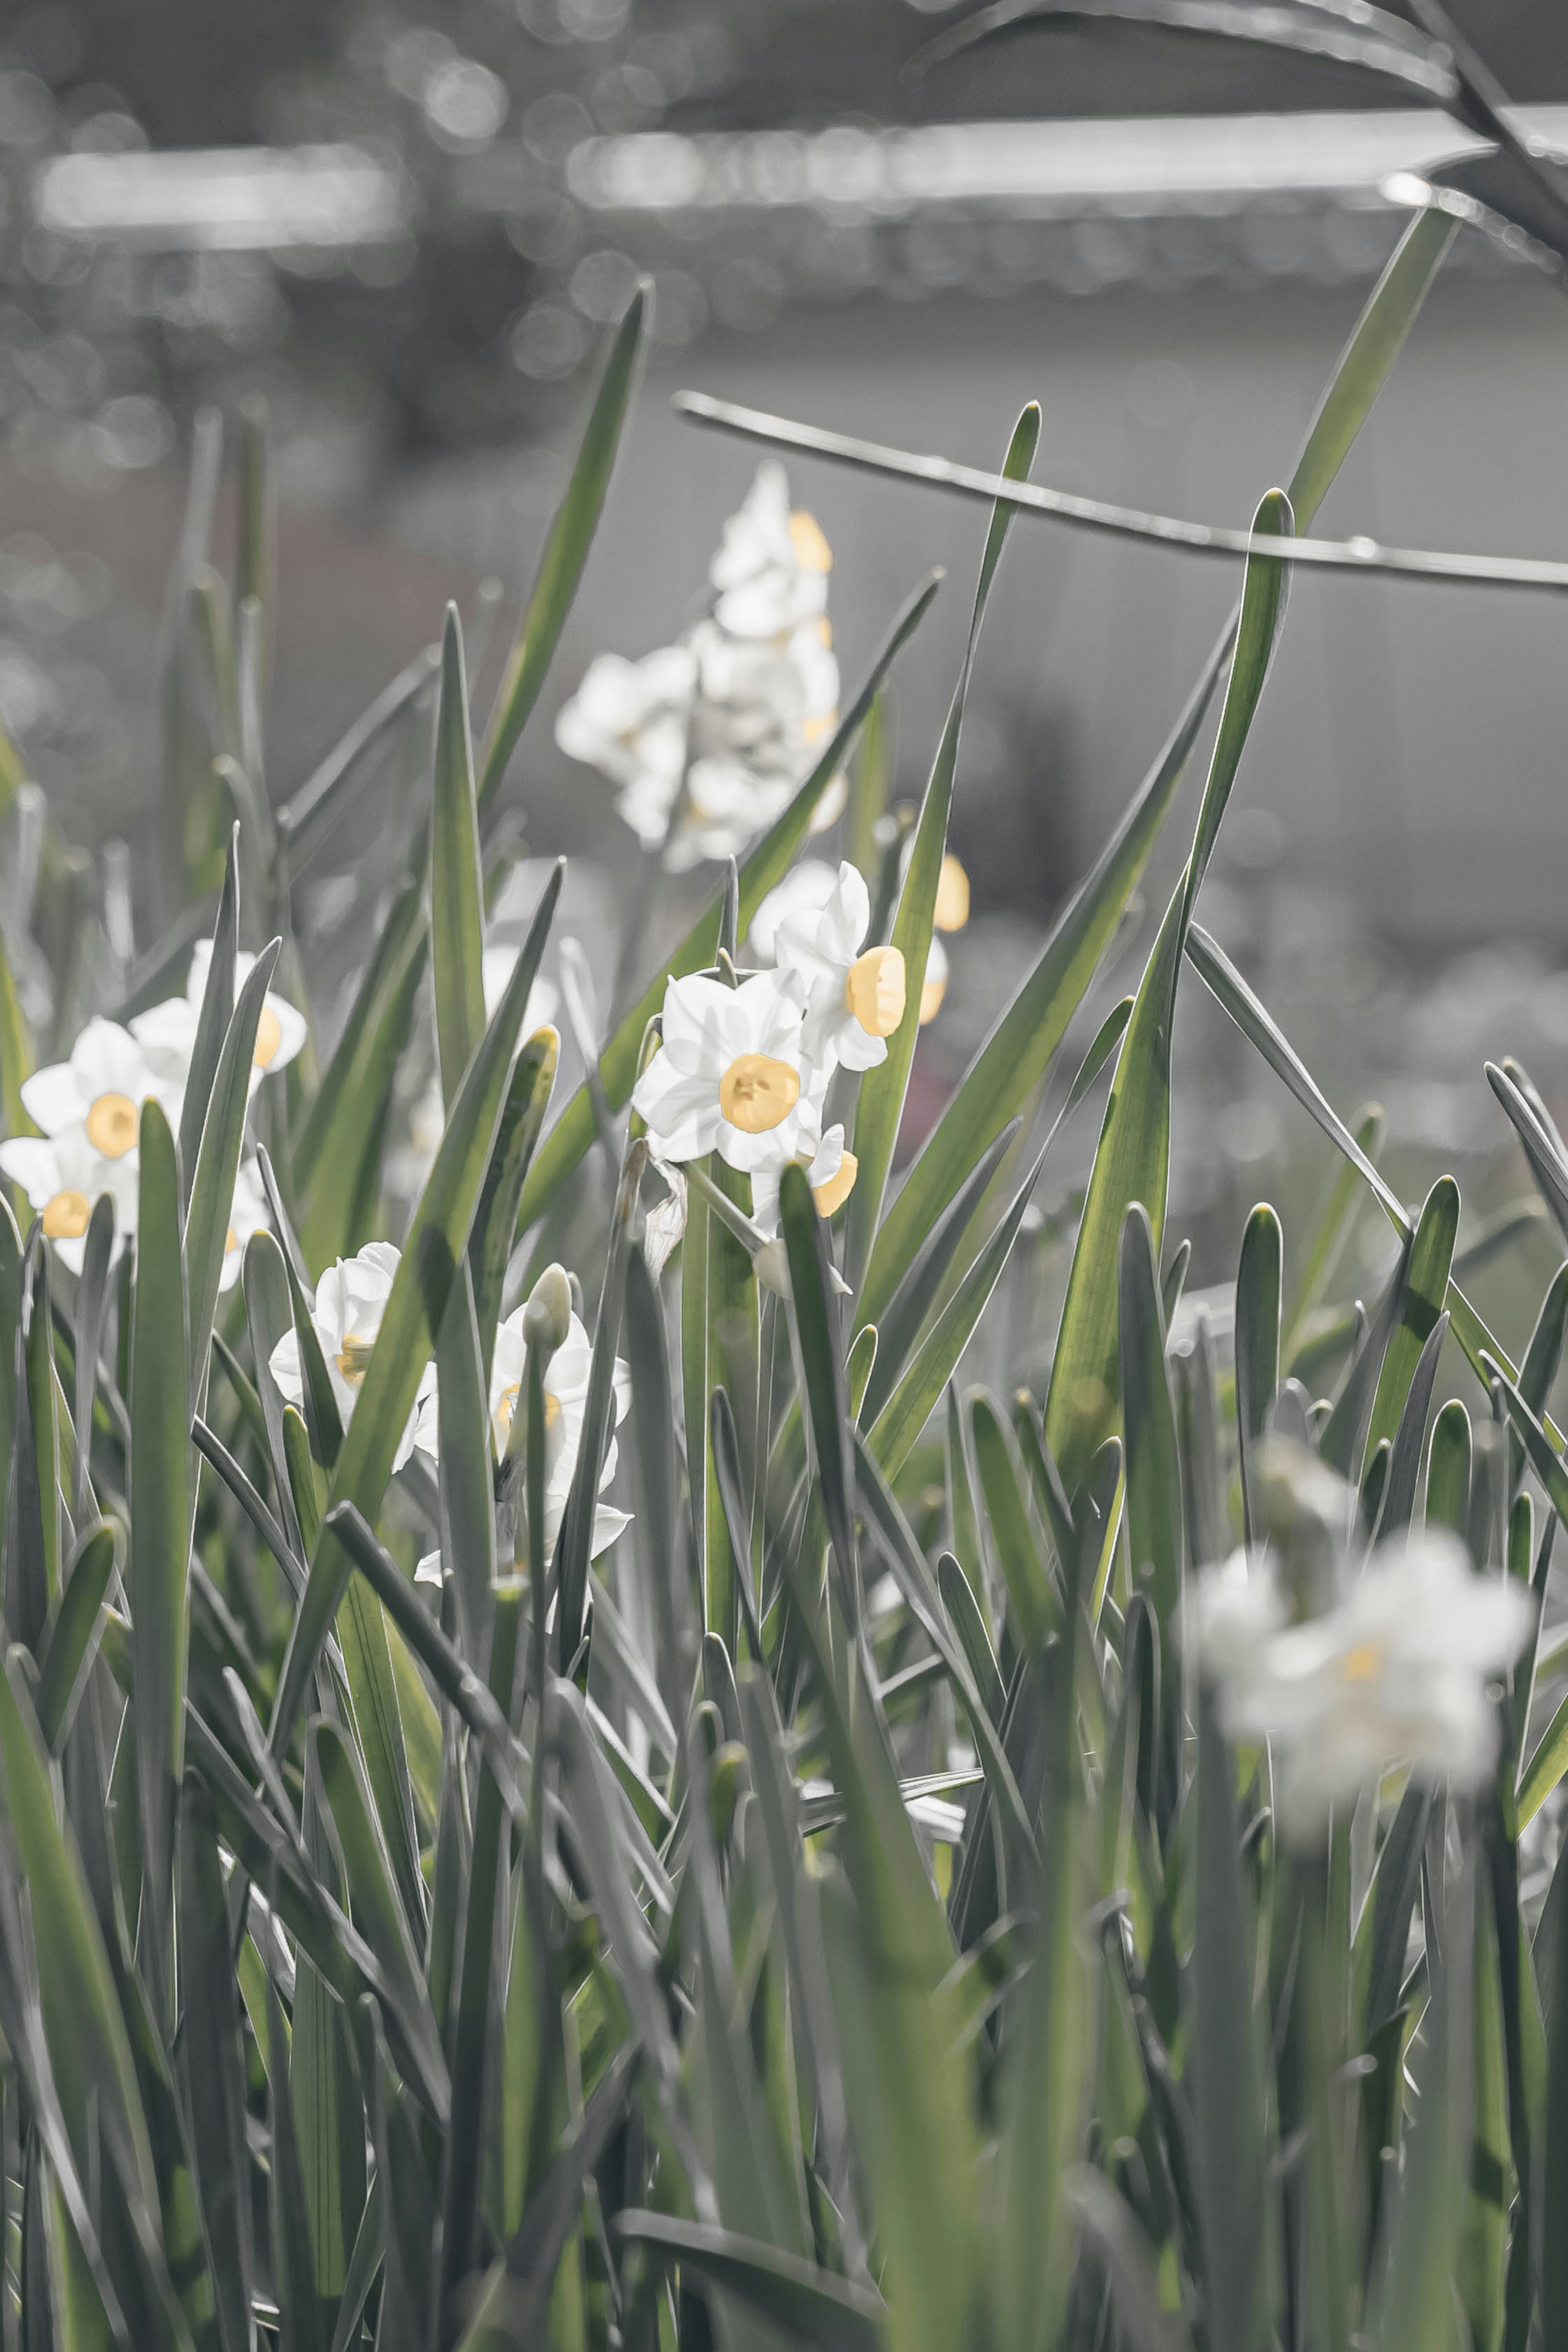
<box><xmin>85</xmin><ymin>1091</ymin><xmax>138</xmax><ymax>1157</ymax></box>
<box><xmin>42</xmin><ymin>1188</ymin><xmax>91</xmax><ymax>1240</ymax></box>
<box><xmin>933</xmin><ymin>853</ymin><xmax>970</xmax><ymax>934</ymax></box>
<box><xmin>811</xmin><ymin>1151</ymin><xmax>858</xmax><ymax>1217</ymax></box>
<box><xmin>844</xmin><ymin>945</ymin><xmax>905</xmax><ymax>1038</ymax></box>
<box><xmin>719</xmin><ymin>1054</ymin><xmax>800</xmax><ymax>1135</ymax></box>
<box><xmin>919</xmin><ymin>970</ymin><xmax>947</xmax><ymax>1026</ymax></box>
<box><xmin>788</xmin><ymin>509</ymin><xmax>832</xmax><ymax>573</ymax></box>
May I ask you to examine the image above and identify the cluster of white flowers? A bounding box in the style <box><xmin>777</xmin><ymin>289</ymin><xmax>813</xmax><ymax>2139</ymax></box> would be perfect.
<box><xmin>1191</xmin><ymin>1520</ymin><xmax>1533</xmax><ymax>1845</ymax></box>
<box><xmin>268</xmin><ymin>1242</ymin><xmax>630</xmax><ymax>1561</ymax></box>
<box><xmin>632</xmin><ymin>849</ymin><xmax>969</xmax><ymax>1235</ymax></box>
<box><xmin>555</xmin><ymin>463</ymin><xmax>844</xmax><ymax>872</ymax></box>
<box><xmin>0</xmin><ymin>942</ymin><xmax>305</xmax><ymax>1285</ymax></box>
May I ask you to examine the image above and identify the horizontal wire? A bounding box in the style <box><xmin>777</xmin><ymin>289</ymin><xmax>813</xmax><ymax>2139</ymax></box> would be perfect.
<box><xmin>674</xmin><ymin>386</ymin><xmax>1568</xmax><ymax>597</ymax></box>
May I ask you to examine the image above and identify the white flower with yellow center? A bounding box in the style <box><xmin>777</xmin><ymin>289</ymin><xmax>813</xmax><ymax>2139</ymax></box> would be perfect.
<box><xmin>772</xmin><ymin>860</ymin><xmax>904</xmax><ymax>1077</ymax></box>
<box><xmin>0</xmin><ymin>1016</ymin><xmax>180</xmax><ymax>1267</ymax></box>
<box><xmin>555</xmin><ymin>642</ymin><xmax>696</xmax><ymax>853</ymax></box>
<box><xmin>708</xmin><ymin>462</ymin><xmax>832</xmax><ymax>642</ymax></box>
<box><xmin>1192</xmin><ymin>1532</ymin><xmax>1534</xmax><ymax>1845</ymax></box>
<box><xmin>413</xmin><ymin>1306</ymin><xmax>631</xmax><ymax>1561</ymax></box>
<box><xmin>267</xmin><ymin>1241</ymin><xmax>429</xmax><ymax>1471</ymax></box>
<box><xmin>632</xmin><ymin>970</ymin><xmax>812</xmax><ymax>1175</ymax></box>
<box><xmin>131</xmin><ymin>940</ymin><xmax>307</xmax><ymax>1097</ymax></box>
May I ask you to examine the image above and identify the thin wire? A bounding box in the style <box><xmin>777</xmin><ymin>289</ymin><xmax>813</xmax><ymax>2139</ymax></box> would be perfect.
<box><xmin>673</xmin><ymin>388</ymin><xmax>1568</xmax><ymax>598</ymax></box>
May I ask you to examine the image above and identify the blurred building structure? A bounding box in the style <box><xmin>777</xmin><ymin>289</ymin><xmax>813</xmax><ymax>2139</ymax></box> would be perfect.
<box><xmin>4</xmin><ymin>0</ymin><xmax>1568</xmax><ymax>952</ymax></box>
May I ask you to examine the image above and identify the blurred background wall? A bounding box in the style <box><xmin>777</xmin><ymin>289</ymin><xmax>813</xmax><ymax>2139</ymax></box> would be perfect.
<box><xmin>7</xmin><ymin>0</ymin><xmax>1568</xmax><ymax>1312</ymax></box>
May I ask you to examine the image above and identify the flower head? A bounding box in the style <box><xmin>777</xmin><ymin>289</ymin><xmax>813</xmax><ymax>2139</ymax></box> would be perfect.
<box><xmin>268</xmin><ymin>1241</ymin><xmax>428</xmax><ymax>1471</ymax></box>
<box><xmin>1</xmin><ymin>1015</ymin><xmax>180</xmax><ymax>1269</ymax></box>
<box><xmin>1192</xmin><ymin>1531</ymin><xmax>1533</xmax><ymax>1844</ymax></box>
<box><xmin>411</xmin><ymin>1302</ymin><xmax>631</xmax><ymax>1563</ymax></box>
<box><xmin>131</xmin><ymin>941</ymin><xmax>306</xmax><ymax>1099</ymax></box>
<box><xmin>772</xmin><ymin>860</ymin><xmax>904</xmax><ymax>1075</ymax></box>
<box><xmin>631</xmin><ymin>969</ymin><xmax>813</xmax><ymax>1175</ymax></box>
<box><xmin>708</xmin><ymin>461</ymin><xmax>832</xmax><ymax>641</ymax></box>
<box><xmin>555</xmin><ymin>643</ymin><xmax>695</xmax><ymax>853</ymax></box>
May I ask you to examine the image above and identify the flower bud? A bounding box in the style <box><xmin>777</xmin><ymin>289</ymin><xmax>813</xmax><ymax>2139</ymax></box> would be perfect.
<box><xmin>522</xmin><ymin>1262</ymin><xmax>572</xmax><ymax>1357</ymax></box>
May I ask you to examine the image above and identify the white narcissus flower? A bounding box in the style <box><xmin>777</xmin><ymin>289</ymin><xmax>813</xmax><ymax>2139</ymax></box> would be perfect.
<box><xmin>708</xmin><ymin>461</ymin><xmax>832</xmax><ymax>641</ymax></box>
<box><xmin>631</xmin><ymin>970</ymin><xmax>811</xmax><ymax>1175</ymax></box>
<box><xmin>555</xmin><ymin>643</ymin><xmax>696</xmax><ymax>853</ymax></box>
<box><xmin>773</xmin><ymin>860</ymin><xmax>904</xmax><ymax>1076</ymax></box>
<box><xmin>412</xmin><ymin>1307</ymin><xmax>631</xmax><ymax>1561</ymax></box>
<box><xmin>131</xmin><ymin>940</ymin><xmax>307</xmax><ymax>1098</ymax></box>
<box><xmin>1192</xmin><ymin>1533</ymin><xmax>1534</xmax><ymax>1845</ymax></box>
<box><xmin>0</xmin><ymin>1015</ymin><xmax>180</xmax><ymax>1269</ymax></box>
<box><xmin>268</xmin><ymin>1241</ymin><xmax>429</xmax><ymax>1471</ymax></box>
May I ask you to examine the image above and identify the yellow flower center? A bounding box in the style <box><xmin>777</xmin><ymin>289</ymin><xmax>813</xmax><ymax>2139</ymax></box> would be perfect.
<box><xmin>844</xmin><ymin>945</ymin><xmax>906</xmax><ymax>1038</ymax></box>
<box><xmin>1339</xmin><ymin>1640</ymin><xmax>1385</xmax><ymax>1685</ymax></box>
<box><xmin>336</xmin><ymin>1334</ymin><xmax>377</xmax><ymax>1387</ymax></box>
<box><xmin>496</xmin><ymin>1382</ymin><xmax>563</xmax><ymax>1442</ymax></box>
<box><xmin>919</xmin><ymin>967</ymin><xmax>947</xmax><ymax>1026</ymax></box>
<box><xmin>718</xmin><ymin>1053</ymin><xmax>799</xmax><ymax>1135</ymax></box>
<box><xmin>253</xmin><ymin>1005</ymin><xmax>283</xmax><ymax>1069</ymax></box>
<box><xmin>225</xmin><ymin>1226</ymin><xmax>238</xmax><ymax>1255</ymax></box>
<box><xmin>812</xmin><ymin>1151</ymin><xmax>858</xmax><ymax>1218</ymax></box>
<box><xmin>933</xmin><ymin>853</ymin><xmax>970</xmax><ymax>934</ymax></box>
<box><xmin>85</xmin><ymin>1091</ymin><xmax>138</xmax><ymax>1158</ymax></box>
<box><xmin>788</xmin><ymin>509</ymin><xmax>832</xmax><ymax>573</ymax></box>
<box><xmin>42</xmin><ymin>1188</ymin><xmax>91</xmax><ymax>1240</ymax></box>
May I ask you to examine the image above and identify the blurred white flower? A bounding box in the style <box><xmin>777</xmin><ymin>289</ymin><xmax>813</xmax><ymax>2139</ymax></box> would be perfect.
<box><xmin>554</xmin><ymin>642</ymin><xmax>695</xmax><ymax>852</ymax></box>
<box><xmin>220</xmin><ymin>1157</ymin><xmax>270</xmax><ymax>1294</ymax></box>
<box><xmin>632</xmin><ymin>969</ymin><xmax>812</xmax><ymax>1175</ymax></box>
<box><xmin>708</xmin><ymin>461</ymin><xmax>831</xmax><ymax>640</ymax></box>
<box><xmin>131</xmin><ymin>940</ymin><xmax>307</xmax><ymax>1098</ymax></box>
<box><xmin>555</xmin><ymin>465</ymin><xmax>842</xmax><ymax>873</ymax></box>
<box><xmin>773</xmin><ymin>859</ymin><xmax>904</xmax><ymax>1074</ymax></box>
<box><xmin>412</xmin><ymin>1306</ymin><xmax>631</xmax><ymax>1561</ymax></box>
<box><xmin>1192</xmin><ymin>1532</ymin><xmax>1534</xmax><ymax>1844</ymax></box>
<box><xmin>268</xmin><ymin>1240</ymin><xmax>428</xmax><ymax>1471</ymax></box>
<box><xmin>0</xmin><ymin>1015</ymin><xmax>179</xmax><ymax>1269</ymax></box>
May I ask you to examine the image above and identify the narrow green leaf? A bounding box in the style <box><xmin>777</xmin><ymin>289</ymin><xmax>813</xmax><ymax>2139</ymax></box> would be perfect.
<box><xmin>780</xmin><ymin>1160</ymin><xmax>857</xmax><ymax>1614</ymax></box>
<box><xmin>555</xmin><ymin>1138</ymin><xmax>645</xmax><ymax>1668</ymax></box>
<box><xmin>268</xmin><ymin>1969</ymin><xmax>325</xmax><ymax>2352</ymax></box>
<box><xmin>186</xmin><ymin>939</ymin><xmax>280</xmax><ymax>1400</ymax></box>
<box><xmin>1364</xmin><ymin>1175</ymin><xmax>1459</xmax><ymax>1468</ymax></box>
<box><xmin>1043</xmin><ymin>490</ymin><xmax>1292</xmax><ymax>1493</ymax></box>
<box><xmin>175</xmin><ymin>1774</ymin><xmax>254</xmax><ymax>2352</ymax></box>
<box><xmin>1193</xmin><ymin>1688</ymin><xmax>1267</xmax><ymax>2352</ymax></box>
<box><xmin>278</xmin><ymin>645</ymin><xmax>437</xmax><ymax>872</ymax></box>
<box><xmin>859</xmin><ymin>1118</ymin><xmax>1020</xmax><ymax>1429</ymax></box>
<box><xmin>617</xmin><ymin>2214</ymin><xmax>884</xmax><ymax>2352</ymax></box>
<box><xmin>271</xmin><ymin>861</ymin><xmax>562</xmax><ymax>1761</ymax></box>
<box><xmin>1234</xmin><ymin>1202</ymin><xmax>1281</xmax><ymax>1546</ymax></box>
<box><xmin>1375</xmin><ymin>1309</ymin><xmax>1449</xmax><ymax>1540</ymax></box>
<box><xmin>479</xmin><ymin>284</ymin><xmax>650</xmax><ymax>805</ymax></box>
<box><xmin>0</xmin><ymin>1651</ymin><xmax>158</xmax><ymax>2218</ymax></box>
<box><xmin>176</xmin><ymin>831</ymin><xmax>238</xmax><ymax>1205</ymax></box>
<box><xmin>431</xmin><ymin>604</ymin><xmax>487</xmax><ymax>1109</ymax></box>
<box><xmin>969</xmin><ymin>1392</ymin><xmax>1055</xmax><ymax>1657</ymax></box>
<box><xmin>35</xmin><ymin>1521</ymin><xmax>118</xmax><ymax>1752</ymax></box>
<box><xmin>130</xmin><ymin>1097</ymin><xmax>190</xmax><ymax>2021</ymax></box>
<box><xmin>849</xmin><ymin>403</ymin><xmax>1039</xmax><ymax>1277</ymax></box>
<box><xmin>866</xmin><ymin>1132</ymin><xmax>1048</xmax><ymax>1482</ymax></box>
<box><xmin>435</xmin><ymin>1259</ymin><xmax>496</xmax><ymax>1663</ymax></box>
<box><xmin>470</xmin><ymin>1024</ymin><xmax>557</xmax><ymax>1377</ymax></box>
<box><xmin>1510</xmin><ymin>1257</ymin><xmax>1568</xmax><ymax>1499</ymax></box>
<box><xmin>312</xmin><ymin>1719</ymin><xmax>448</xmax><ymax>2118</ymax></box>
